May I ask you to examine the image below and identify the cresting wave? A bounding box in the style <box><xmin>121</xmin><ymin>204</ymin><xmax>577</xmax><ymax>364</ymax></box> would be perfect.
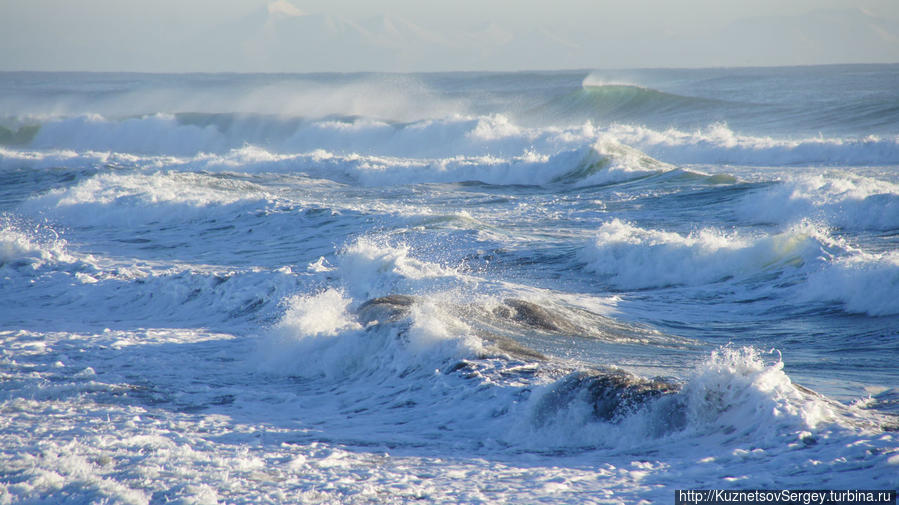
<box><xmin>533</xmin><ymin>82</ymin><xmax>726</xmax><ymax>124</ymax></box>
<box><xmin>577</xmin><ymin>74</ymin><xmax>726</xmax><ymax>115</ymax></box>
<box><xmin>0</xmin><ymin>213</ymin><xmax>306</xmax><ymax>330</ymax></box>
<box><xmin>608</xmin><ymin>123</ymin><xmax>899</xmax><ymax>167</ymax></box>
<box><xmin>580</xmin><ymin>219</ymin><xmax>899</xmax><ymax>316</ymax></box>
<box><xmin>253</xmin><ymin>239</ymin><xmax>894</xmax><ymax>454</ymax></box>
<box><xmin>3</xmin><ymin>67</ymin><xmax>898</xmax><ymax>505</ymax></box>
<box><xmin>579</xmin><ymin>219</ymin><xmax>829</xmax><ymax>289</ymax></box>
<box><xmin>0</xmin><ymin>216</ymin><xmax>80</xmax><ymax>269</ymax></box>
<box><xmin>2</xmin><ymin>219</ymin><xmax>896</xmax><ymax>462</ymax></box>
<box><xmin>3</xmin><ymin>140</ymin><xmax>669</xmax><ymax>189</ymax></box>
<box><xmin>21</xmin><ymin>171</ymin><xmax>282</xmax><ymax>226</ymax></box>
<box><xmin>3</xmin><ymin>113</ymin><xmax>898</xmax><ymax>167</ymax></box>
<box><xmin>737</xmin><ymin>173</ymin><xmax>899</xmax><ymax>231</ymax></box>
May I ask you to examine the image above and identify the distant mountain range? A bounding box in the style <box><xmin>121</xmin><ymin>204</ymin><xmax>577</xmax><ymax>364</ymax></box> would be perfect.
<box><xmin>1</xmin><ymin>0</ymin><xmax>897</xmax><ymax>72</ymax></box>
<box><xmin>193</xmin><ymin>3</ymin><xmax>585</xmax><ymax>72</ymax></box>
<box><xmin>188</xmin><ymin>2</ymin><xmax>899</xmax><ymax>72</ymax></box>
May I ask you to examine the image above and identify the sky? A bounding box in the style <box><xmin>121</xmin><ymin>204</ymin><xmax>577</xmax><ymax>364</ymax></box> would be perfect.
<box><xmin>1</xmin><ymin>0</ymin><xmax>898</xmax><ymax>72</ymax></box>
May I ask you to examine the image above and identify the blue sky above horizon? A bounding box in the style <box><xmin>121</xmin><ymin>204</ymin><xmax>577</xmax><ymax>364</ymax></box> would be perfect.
<box><xmin>2</xmin><ymin>0</ymin><xmax>898</xmax><ymax>72</ymax></box>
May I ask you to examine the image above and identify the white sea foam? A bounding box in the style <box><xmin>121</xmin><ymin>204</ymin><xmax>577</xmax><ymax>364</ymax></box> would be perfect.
<box><xmin>248</xmin><ymin>277</ymin><xmax>896</xmax><ymax>478</ymax></box>
<box><xmin>804</xmin><ymin>250</ymin><xmax>899</xmax><ymax>316</ymax></box>
<box><xmin>1</xmin><ymin>222</ymin><xmax>68</xmax><ymax>268</ymax></box>
<box><xmin>334</xmin><ymin>237</ymin><xmax>466</xmax><ymax>299</ymax></box>
<box><xmin>29</xmin><ymin>114</ymin><xmax>226</xmax><ymax>156</ymax></box>
<box><xmin>608</xmin><ymin>123</ymin><xmax>899</xmax><ymax>166</ymax></box>
<box><xmin>0</xmin><ymin>218</ymin><xmax>302</xmax><ymax>328</ymax></box>
<box><xmin>15</xmin><ymin>113</ymin><xmax>560</xmax><ymax>158</ymax></box>
<box><xmin>182</xmin><ymin>141</ymin><xmax>662</xmax><ymax>187</ymax></box>
<box><xmin>4</xmin><ymin>69</ymin><xmax>899</xmax><ymax>504</ymax></box>
<box><xmin>0</xmin><ymin>217</ymin><xmax>92</xmax><ymax>273</ymax></box>
<box><xmin>579</xmin><ymin>219</ymin><xmax>830</xmax><ymax>289</ymax></box>
<box><xmin>6</xmin><ymin>127</ymin><xmax>660</xmax><ymax>188</ymax></box>
<box><xmin>1</xmin><ymin>261</ymin><xmax>302</xmax><ymax>329</ymax></box>
<box><xmin>680</xmin><ymin>347</ymin><xmax>838</xmax><ymax>435</ymax></box>
<box><xmin>22</xmin><ymin>171</ymin><xmax>278</xmax><ymax>226</ymax></box>
<box><xmin>258</xmin><ymin>288</ymin><xmax>364</xmax><ymax>378</ymax></box>
<box><xmin>738</xmin><ymin>173</ymin><xmax>899</xmax><ymax>230</ymax></box>
<box><xmin>256</xmin><ymin>237</ymin><xmax>486</xmax><ymax>378</ymax></box>
<box><xmin>514</xmin><ymin>347</ymin><xmax>853</xmax><ymax>452</ymax></box>
<box><xmin>6</xmin><ymin>115</ymin><xmax>896</xmax><ymax>184</ymax></box>
<box><xmin>2</xmin><ymin>327</ymin><xmax>896</xmax><ymax>505</ymax></box>
<box><xmin>580</xmin><ymin>219</ymin><xmax>899</xmax><ymax>315</ymax></box>
<box><xmin>259</xmin><ymin>290</ymin><xmax>482</xmax><ymax>380</ymax></box>
<box><xmin>581</xmin><ymin>73</ymin><xmax>644</xmax><ymax>89</ymax></box>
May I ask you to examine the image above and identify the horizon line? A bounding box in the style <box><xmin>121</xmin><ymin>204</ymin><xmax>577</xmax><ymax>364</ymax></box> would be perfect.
<box><xmin>1</xmin><ymin>61</ymin><xmax>898</xmax><ymax>76</ymax></box>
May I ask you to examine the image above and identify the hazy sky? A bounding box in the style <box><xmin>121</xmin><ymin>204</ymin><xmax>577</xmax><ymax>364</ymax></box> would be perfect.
<box><xmin>2</xmin><ymin>0</ymin><xmax>898</xmax><ymax>72</ymax></box>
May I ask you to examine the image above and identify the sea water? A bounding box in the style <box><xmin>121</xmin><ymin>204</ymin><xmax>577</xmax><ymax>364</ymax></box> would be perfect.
<box><xmin>1</xmin><ymin>65</ymin><xmax>898</xmax><ymax>503</ymax></box>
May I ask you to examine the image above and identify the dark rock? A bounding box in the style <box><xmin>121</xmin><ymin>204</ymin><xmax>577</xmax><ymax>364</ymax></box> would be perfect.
<box><xmin>534</xmin><ymin>369</ymin><xmax>680</xmax><ymax>425</ymax></box>
<box><xmin>356</xmin><ymin>294</ymin><xmax>416</xmax><ymax>325</ymax></box>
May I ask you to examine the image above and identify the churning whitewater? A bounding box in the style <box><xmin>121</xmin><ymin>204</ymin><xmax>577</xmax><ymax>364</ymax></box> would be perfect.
<box><xmin>1</xmin><ymin>66</ymin><xmax>898</xmax><ymax>504</ymax></box>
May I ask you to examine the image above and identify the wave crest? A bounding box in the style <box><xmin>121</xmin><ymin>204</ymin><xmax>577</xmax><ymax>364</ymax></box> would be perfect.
<box><xmin>579</xmin><ymin>219</ymin><xmax>830</xmax><ymax>290</ymax></box>
<box><xmin>738</xmin><ymin>173</ymin><xmax>899</xmax><ymax>231</ymax></box>
<box><xmin>612</xmin><ymin>123</ymin><xmax>899</xmax><ymax>166</ymax></box>
<box><xmin>0</xmin><ymin>216</ymin><xmax>81</xmax><ymax>270</ymax></box>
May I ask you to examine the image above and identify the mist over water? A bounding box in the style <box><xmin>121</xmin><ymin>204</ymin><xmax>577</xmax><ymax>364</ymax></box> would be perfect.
<box><xmin>1</xmin><ymin>66</ymin><xmax>898</xmax><ymax>503</ymax></box>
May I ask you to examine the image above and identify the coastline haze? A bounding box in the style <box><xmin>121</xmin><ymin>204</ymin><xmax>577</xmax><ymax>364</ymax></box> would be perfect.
<box><xmin>2</xmin><ymin>0</ymin><xmax>898</xmax><ymax>72</ymax></box>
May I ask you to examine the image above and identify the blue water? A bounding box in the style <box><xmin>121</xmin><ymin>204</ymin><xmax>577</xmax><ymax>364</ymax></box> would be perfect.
<box><xmin>1</xmin><ymin>65</ymin><xmax>898</xmax><ymax>503</ymax></box>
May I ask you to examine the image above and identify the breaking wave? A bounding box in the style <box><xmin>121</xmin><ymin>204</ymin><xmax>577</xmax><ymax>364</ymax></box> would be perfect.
<box><xmin>580</xmin><ymin>219</ymin><xmax>899</xmax><ymax>316</ymax></box>
<box><xmin>529</xmin><ymin>80</ymin><xmax>727</xmax><ymax>124</ymax></box>
<box><xmin>611</xmin><ymin>123</ymin><xmax>899</xmax><ymax>166</ymax></box>
<box><xmin>579</xmin><ymin>219</ymin><xmax>832</xmax><ymax>289</ymax></box>
<box><xmin>738</xmin><ymin>173</ymin><xmax>899</xmax><ymax>231</ymax></box>
<box><xmin>255</xmin><ymin>267</ymin><xmax>890</xmax><ymax>453</ymax></box>
<box><xmin>2</xmin><ymin>113</ymin><xmax>896</xmax><ymax>168</ymax></box>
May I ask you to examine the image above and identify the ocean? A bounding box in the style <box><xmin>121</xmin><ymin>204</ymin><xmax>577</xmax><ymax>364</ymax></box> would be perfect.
<box><xmin>1</xmin><ymin>65</ymin><xmax>898</xmax><ymax>503</ymax></box>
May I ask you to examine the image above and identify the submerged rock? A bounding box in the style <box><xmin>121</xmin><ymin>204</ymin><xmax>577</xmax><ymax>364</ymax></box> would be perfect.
<box><xmin>534</xmin><ymin>369</ymin><xmax>680</xmax><ymax>425</ymax></box>
<box><xmin>355</xmin><ymin>294</ymin><xmax>548</xmax><ymax>361</ymax></box>
<box><xmin>356</xmin><ymin>294</ymin><xmax>416</xmax><ymax>325</ymax></box>
<box><xmin>478</xmin><ymin>332</ymin><xmax>547</xmax><ymax>362</ymax></box>
<box><xmin>495</xmin><ymin>298</ymin><xmax>581</xmax><ymax>334</ymax></box>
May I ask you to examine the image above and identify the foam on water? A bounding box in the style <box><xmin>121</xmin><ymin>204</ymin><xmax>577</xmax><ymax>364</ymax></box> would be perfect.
<box><xmin>680</xmin><ymin>347</ymin><xmax>837</xmax><ymax>435</ymax></box>
<box><xmin>3</xmin><ymin>316</ymin><xmax>897</xmax><ymax>504</ymax></box>
<box><xmin>245</xmin><ymin>259</ymin><xmax>898</xmax><ymax>491</ymax></box>
<box><xmin>509</xmin><ymin>346</ymin><xmax>872</xmax><ymax>453</ymax></box>
<box><xmin>3</xmin><ymin>231</ymin><xmax>898</xmax><ymax>503</ymax></box>
<box><xmin>252</xmin><ymin>254</ymin><xmax>883</xmax><ymax>444</ymax></box>
<box><xmin>5</xmin><ymin>141</ymin><xmax>670</xmax><ymax>194</ymax></box>
<box><xmin>608</xmin><ymin>123</ymin><xmax>899</xmax><ymax>166</ymax></box>
<box><xmin>259</xmin><ymin>290</ymin><xmax>484</xmax><ymax>381</ymax></box>
<box><xmin>2</xmin><ymin>262</ymin><xmax>303</xmax><ymax>331</ymax></box>
<box><xmin>30</xmin><ymin>114</ymin><xmax>227</xmax><ymax>156</ymax></box>
<box><xmin>0</xmin><ymin>216</ymin><xmax>79</xmax><ymax>269</ymax></box>
<box><xmin>14</xmin><ymin>113</ymin><xmax>565</xmax><ymax>158</ymax></box>
<box><xmin>22</xmin><ymin>171</ymin><xmax>279</xmax><ymax>227</ymax></box>
<box><xmin>579</xmin><ymin>219</ymin><xmax>831</xmax><ymax>289</ymax></box>
<box><xmin>579</xmin><ymin>218</ymin><xmax>899</xmax><ymax>316</ymax></box>
<box><xmin>804</xmin><ymin>250</ymin><xmax>899</xmax><ymax>316</ymax></box>
<box><xmin>249</xmin><ymin>232</ymin><xmax>891</xmax><ymax>453</ymax></box>
<box><xmin>6</xmin><ymin>112</ymin><xmax>898</xmax><ymax>169</ymax></box>
<box><xmin>2</xmin><ymin>68</ymin><xmax>898</xmax><ymax>503</ymax></box>
<box><xmin>0</xmin><ymin>214</ymin><xmax>305</xmax><ymax>331</ymax></box>
<box><xmin>738</xmin><ymin>173</ymin><xmax>899</xmax><ymax>230</ymax></box>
